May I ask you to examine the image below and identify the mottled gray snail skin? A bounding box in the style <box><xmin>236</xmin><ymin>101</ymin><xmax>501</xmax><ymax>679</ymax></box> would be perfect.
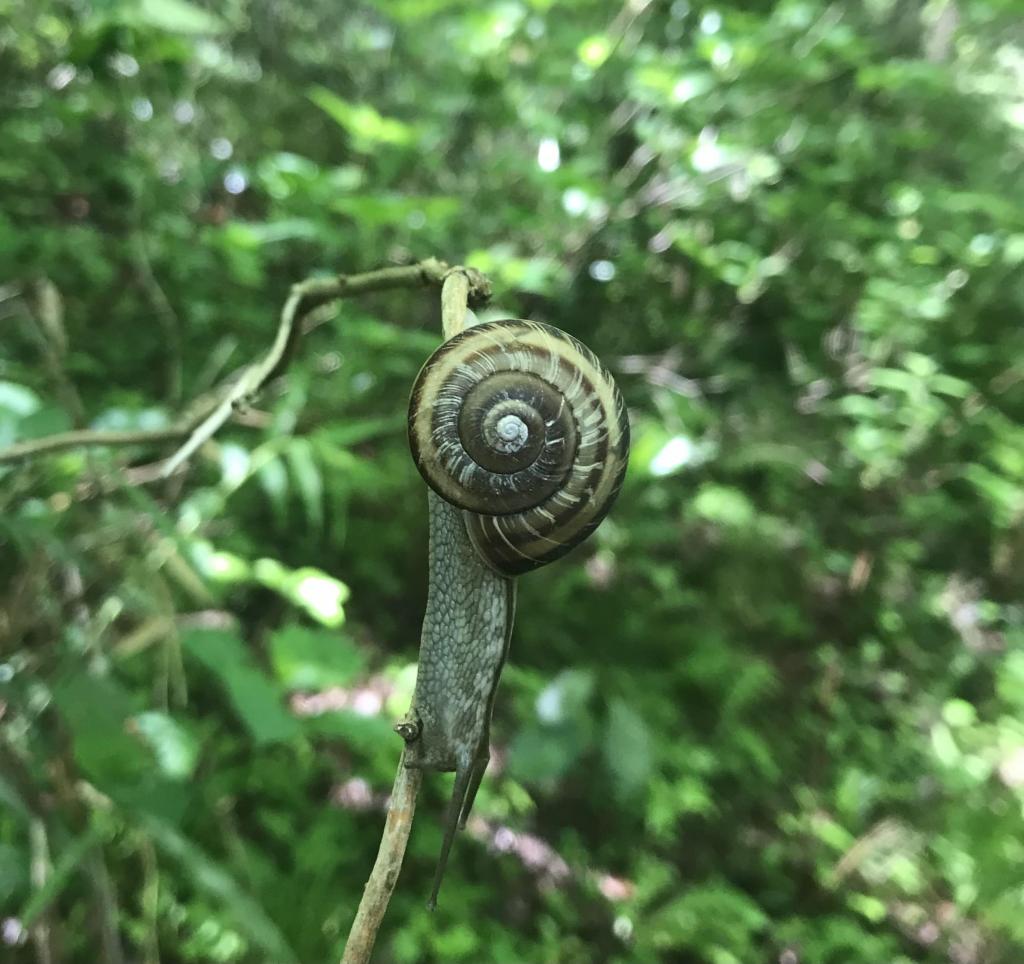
<box><xmin>399</xmin><ymin>491</ymin><xmax>516</xmax><ymax>910</ymax></box>
<box><xmin>402</xmin><ymin>318</ymin><xmax>628</xmax><ymax>909</ymax></box>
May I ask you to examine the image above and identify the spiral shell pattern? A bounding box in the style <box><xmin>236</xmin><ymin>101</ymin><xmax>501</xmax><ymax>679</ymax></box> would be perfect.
<box><xmin>408</xmin><ymin>319</ymin><xmax>629</xmax><ymax>576</ymax></box>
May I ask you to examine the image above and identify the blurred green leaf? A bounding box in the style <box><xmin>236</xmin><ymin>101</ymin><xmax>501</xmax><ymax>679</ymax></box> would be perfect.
<box><xmin>647</xmin><ymin>883</ymin><xmax>768</xmax><ymax>956</ymax></box>
<box><xmin>19</xmin><ymin>823</ymin><xmax>105</xmax><ymax>928</ymax></box>
<box><xmin>0</xmin><ymin>842</ymin><xmax>27</xmax><ymax>903</ymax></box>
<box><xmin>134</xmin><ymin>0</ymin><xmax>227</xmax><ymax>34</ymax></box>
<box><xmin>51</xmin><ymin>674</ymin><xmax>151</xmax><ymax>786</ymax></box>
<box><xmin>535</xmin><ymin>668</ymin><xmax>594</xmax><ymax>725</ymax></box>
<box><xmin>309</xmin><ymin>87</ymin><xmax>416</xmax><ymax>150</ymax></box>
<box><xmin>253</xmin><ymin>560</ymin><xmax>349</xmax><ymax>626</ymax></box>
<box><xmin>285</xmin><ymin>438</ymin><xmax>323</xmax><ymax>529</ymax></box>
<box><xmin>133</xmin><ymin>712</ymin><xmax>200</xmax><ymax>779</ymax></box>
<box><xmin>220</xmin><ymin>220</ymin><xmax>321</xmax><ymax>248</ymax></box>
<box><xmin>331</xmin><ymin>193</ymin><xmax>459</xmax><ymax>226</ymax></box>
<box><xmin>604</xmin><ymin>698</ymin><xmax>652</xmax><ymax>801</ymax></box>
<box><xmin>144</xmin><ymin>817</ymin><xmax>299</xmax><ymax>963</ymax></box>
<box><xmin>182</xmin><ymin>629</ymin><xmax>300</xmax><ymax>745</ymax></box>
<box><xmin>0</xmin><ymin>381</ymin><xmax>41</xmax><ymax>417</ymax></box>
<box><xmin>0</xmin><ymin>773</ymin><xmax>32</xmax><ymax>822</ymax></box>
<box><xmin>269</xmin><ymin>623</ymin><xmax>364</xmax><ymax>690</ymax></box>
<box><xmin>257</xmin><ymin>456</ymin><xmax>290</xmax><ymax>528</ymax></box>
<box><xmin>691</xmin><ymin>485</ymin><xmax>756</xmax><ymax>528</ymax></box>
<box><xmin>302</xmin><ymin>710</ymin><xmax>394</xmax><ymax>753</ymax></box>
<box><xmin>931</xmin><ymin>722</ymin><xmax>961</xmax><ymax>768</ymax></box>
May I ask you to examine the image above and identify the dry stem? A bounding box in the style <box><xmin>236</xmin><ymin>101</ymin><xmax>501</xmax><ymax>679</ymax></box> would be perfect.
<box><xmin>338</xmin><ymin>265</ymin><xmax>486</xmax><ymax>964</ymax></box>
<box><xmin>0</xmin><ymin>257</ymin><xmax>490</xmax><ymax>469</ymax></box>
<box><xmin>339</xmin><ymin>756</ymin><xmax>423</xmax><ymax>964</ymax></box>
<box><xmin>1</xmin><ymin>257</ymin><xmax>495</xmax><ymax>964</ymax></box>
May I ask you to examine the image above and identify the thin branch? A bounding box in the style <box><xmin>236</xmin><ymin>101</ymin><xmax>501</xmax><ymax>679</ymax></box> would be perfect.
<box><xmin>0</xmin><ymin>427</ymin><xmax>191</xmax><ymax>465</ymax></box>
<box><xmin>29</xmin><ymin>819</ymin><xmax>57</xmax><ymax>964</ymax></box>
<box><xmin>339</xmin><ymin>264</ymin><xmax>487</xmax><ymax>964</ymax></box>
<box><xmin>29</xmin><ymin>279</ymin><xmax>88</xmax><ymax>428</ymax></box>
<box><xmin>2</xmin><ymin>256</ymin><xmax>494</xmax><ymax>964</ymax></box>
<box><xmin>0</xmin><ymin>258</ymin><xmax>466</xmax><ymax>471</ymax></box>
<box><xmin>440</xmin><ymin>270</ymin><xmax>471</xmax><ymax>337</ymax></box>
<box><xmin>438</xmin><ymin>266</ymin><xmax>490</xmax><ymax>338</ymax></box>
<box><xmin>85</xmin><ymin>850</ymin><xmax>126</xmax><ymax>964</ymax></box>
<box><xmin>160</xmin><ymin>258</ymin><xmax>454</xmax><ymax>477</ymax></box>
<box><xmin>339</xmin><ymin>754</ymin><xmax>422</xmax><ymax>964</ymax></box>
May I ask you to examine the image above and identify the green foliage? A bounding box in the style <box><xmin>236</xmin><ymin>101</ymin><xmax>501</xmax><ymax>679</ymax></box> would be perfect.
<box><xmin>2</xmin><ymin>0</ymin><xmax>1024</xmax><ymax>961</ymax></box>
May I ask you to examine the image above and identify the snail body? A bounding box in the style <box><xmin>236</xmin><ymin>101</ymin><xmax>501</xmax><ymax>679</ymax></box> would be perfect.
<box><xmin>401</xmin><ymin>318</ymin><xmax>628</xmax><ymax>908</ymax></box>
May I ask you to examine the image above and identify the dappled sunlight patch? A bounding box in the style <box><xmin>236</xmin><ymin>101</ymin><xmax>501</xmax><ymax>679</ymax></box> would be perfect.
<box><xmin>186</xmin><ymin>540</ymin><xmax>350</xmax><ymax>626</ymax></box>
<box><xmin>290</xmin><ymin>569</ymin><xmax>348</xmax><ymax>625</ymax></box>
<box><xmin>627</xmin><ymin>419</ymin><xmax>716</xmax><ymax>480</ymax></box>
<box><xmin>255</xmin><ymin>560</ymin><xmax>349</xmax><ymax>627</ymax></box>
<box><xmin>650</xmin><ymin>434</ymin><xmax>695</xmax><ymax>475</ymax></box>
<box><xmin>189</xmin><ymin>538</ymin><xmax>249</xmax><ymax>580</ymax></box>
<box><xmin>131</xmin><ymin>711</ymin><xmax>200</xmax><ymax>780</ymax></box>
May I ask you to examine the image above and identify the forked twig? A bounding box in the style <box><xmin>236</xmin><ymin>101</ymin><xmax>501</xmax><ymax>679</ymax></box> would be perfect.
<box><xmin>1</xmin><ymin>258</ymin><xmax>494</xmax><ymax>964</ymax></box>
<box><xmin>0</xmin><ymin>258</ymin><xmax>485</xmax><ymax>469</ymax></box>
<box><xmin>160</xmin><ymin>258</ymin><xmax>459</xmax><ymax>476</ymax></box>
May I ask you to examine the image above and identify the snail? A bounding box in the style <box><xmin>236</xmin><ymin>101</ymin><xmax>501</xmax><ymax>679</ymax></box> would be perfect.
<box><xmin>398</xmin><ymin>318</ymin><xmax>629</xmax><ymax>908</ymax></box>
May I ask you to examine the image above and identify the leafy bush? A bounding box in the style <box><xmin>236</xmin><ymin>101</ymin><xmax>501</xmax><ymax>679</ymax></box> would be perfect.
<box><xmin>2</xmin><ymin>1</ymin><xmax>1024</xmax><ymax>961</ymax></box>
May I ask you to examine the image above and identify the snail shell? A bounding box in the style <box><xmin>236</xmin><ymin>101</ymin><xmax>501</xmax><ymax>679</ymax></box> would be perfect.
<box><xmin>408</xmin><ymin>319</ymin><xmax>629</xmax><ymax>576</ymax></box>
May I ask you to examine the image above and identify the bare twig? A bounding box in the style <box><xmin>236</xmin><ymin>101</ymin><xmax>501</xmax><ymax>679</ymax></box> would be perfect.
<box><xmin>339</xmin><ymin>263</ymin><xmax>487</xmax><ymax>964</ymax></box>
<box><xmin>0</xmin><ymin>427</ymin><xmax>192</xmax><ymax>465</ymax></box>
<box><xmin>86</xmin><ymin>850</ymin><xmax>126</xmax><ymax>964</ymax></box>
<box><xmin>161</xmin><ymin>258</ymin><xmax>453</xmax><ymax>477</ymax></box>
<box><xmin>440</xmin><ymin>266</ymin><xmax>490</xmax><ymax>337</ymax></box>
<box><xmin>2</xmin><ymin>256</ymin><xmax>494</xmax><ymax>964</ymax></box>
<box><xmin>339</xmin><ymin>755</ymin><xmax>422</xmax><ymax>964</ymax></box>
<box><xmin>29</xmin><ymin>819</ymin><xmax>56</xmax><ymax>964</ymax></box>
<box><xmin>440</xmin><ymin>269</ymin><xmax>471</xmax><ymax>337</ymax></box>
<box><xmin>0</xmin><ymin>258</ymin><xmax>461</xmax><ymax>471</ymax></box>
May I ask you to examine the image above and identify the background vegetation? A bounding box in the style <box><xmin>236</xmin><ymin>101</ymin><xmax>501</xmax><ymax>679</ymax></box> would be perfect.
<box><xmin>3</xmin><ymin>0</ymin><xmax>1024</xmax><ymax>961</ymax></box>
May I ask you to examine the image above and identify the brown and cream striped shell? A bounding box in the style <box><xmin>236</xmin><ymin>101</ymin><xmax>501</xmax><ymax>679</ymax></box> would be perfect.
<box><xmin>408</xmin><ymin>319</ymin><xmax>629</xmax><ymax>576</ymax></box>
